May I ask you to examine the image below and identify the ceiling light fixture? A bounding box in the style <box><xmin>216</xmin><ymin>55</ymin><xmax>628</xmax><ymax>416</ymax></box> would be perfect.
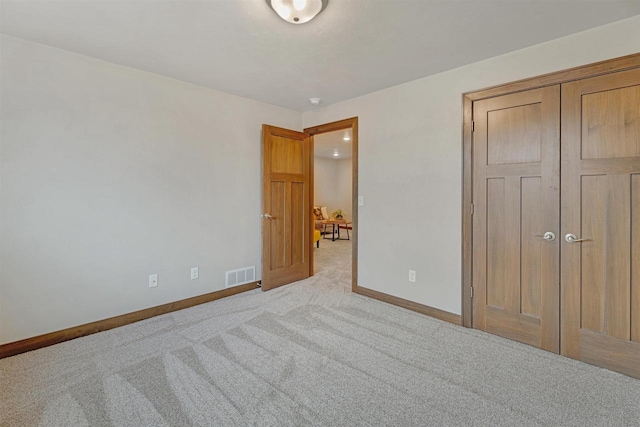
<box><xmin>266</xmin><ymin>0</ymin><xmax>329</xmax><ymax>24</ymax></box>
<box><xmin>309</xmin><ymin>97</ymin><xmax>321</xmax><ymax>106</ymax></box>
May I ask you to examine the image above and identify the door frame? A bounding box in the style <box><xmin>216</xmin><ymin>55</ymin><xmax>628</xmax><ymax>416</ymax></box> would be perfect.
<box><xmin>304</xmin><ymin>117</ymin><xmax>359</xmax><ymax>290</ymax></box>
<box><xmin>461</xmin><ymin>53</ymin><xmax>640</xmax><ymax>328</ymax></box>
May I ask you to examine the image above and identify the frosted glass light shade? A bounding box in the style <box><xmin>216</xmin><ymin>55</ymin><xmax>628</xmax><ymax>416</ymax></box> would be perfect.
<box><xmin>267</xmin><ymin>0</ymin><xmax>328</xmax><ymax>24</ymax></box>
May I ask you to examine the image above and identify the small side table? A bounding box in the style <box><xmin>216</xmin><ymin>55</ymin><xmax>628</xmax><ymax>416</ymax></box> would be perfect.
<box><xmin>321</xmin><ymin>219</ymin><xmax>351</xmax><ymax>241</ymax></box>
<box><xmin>338</xmin><ymin>222</ymin><xmax>352</xmax><ymax>240</ymax></box>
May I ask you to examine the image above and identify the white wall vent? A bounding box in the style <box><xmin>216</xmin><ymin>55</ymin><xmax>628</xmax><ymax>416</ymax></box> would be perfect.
<box><xmin>225</xmin><ymin>266</ymin><xmax>256</xmax><ymax>288</ymax></box>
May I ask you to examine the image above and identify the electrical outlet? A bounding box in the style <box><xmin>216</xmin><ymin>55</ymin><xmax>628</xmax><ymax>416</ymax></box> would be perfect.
<box><xmin>191</xmin><ymin>267</ymin><xmax>199</xmax><ymax>280</ymax></box>
<box><xmin>409</xmin><ymin>270</ymin><xmax>416</xmax><ymax>283</ymax></box>
<box><xmin>149</xmin><ymin>274</ymin><xmax>158</xmax><ymax>288</ymax></box>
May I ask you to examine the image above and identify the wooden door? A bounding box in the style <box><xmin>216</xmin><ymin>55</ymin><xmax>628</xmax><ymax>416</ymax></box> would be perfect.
<box><xmin>561</xmin><ymin>68</ymin><xmax>640</xmax><ymax>378</ymax></box>
<box><xmin>261</xmin><ymin>125</ymin><xmax>310</xmax><ymax>291</ymax></box>
<box><xmin>472</xmin><ymin>86</ymin><xmax>560</xmax><ymax>352</ymax></box>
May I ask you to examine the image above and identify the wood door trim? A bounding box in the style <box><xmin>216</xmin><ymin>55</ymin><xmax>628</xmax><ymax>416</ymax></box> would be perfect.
<box><xmin>461</xmin><ymin>53</ymin><xmax>640</xmax><ymax>328</ymax></box>
<box><xmin>309</xmin><ymin>134</ymin><xmax>315</xmax><ymax>276</ymax></box>
<box><xmin>304</xmin><ymin>117</ymin><xmax>359</xmax><ymax>290</ymax></box>
<box><xmin>0</xmin><ymin>282</ymin><xmax>260</xmax><ymax>359</ymax></box>
<box><xmin>355</xmin><ymin>286</ymin><xmax>462</xmax><ymax>326</ymax></box>
<box><xmin>464</xmin><ymin>52</ymin><xmax>640</xmax><ymax>101</ymax></box>
<box><xmin>461</xmin><ymin>96</ymin><xmax>473</xmax><ymax>327</ymax></box>
<box><xmin>305</xmin><ymin>117</ymin><xmax>358</xmax><ymax>136</ymax></box>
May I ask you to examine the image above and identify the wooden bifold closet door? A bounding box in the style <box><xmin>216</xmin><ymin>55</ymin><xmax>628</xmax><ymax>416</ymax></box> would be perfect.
<box><xmin>472</xmin><ymin>86</ymin><xmax>561</xmax><ymax>353</ymax></box>
<box><xmin>471</xmin><ymin>64</ymin><xmax>640</xmax><ymax>378</ymax></box>
<box><xmin>560</xmin><ymin>68</ymin><xmax>640</xmax><ymax>378</ymax></box>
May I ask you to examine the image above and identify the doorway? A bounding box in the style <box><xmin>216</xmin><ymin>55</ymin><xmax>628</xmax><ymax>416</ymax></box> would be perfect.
<box><xmin>311</xmin><ymin>128</ymin><xmax>353</xmax><ymax>279</ymax></box>
<box><xmin>260</xmin><ymin>118</ymin><xmax>358</xmax><ymax>292</ymax></box>
<box><xmin>305</xmin><ymin>118</ymin><xmax>358</xmax><ymax>290</ymax></box>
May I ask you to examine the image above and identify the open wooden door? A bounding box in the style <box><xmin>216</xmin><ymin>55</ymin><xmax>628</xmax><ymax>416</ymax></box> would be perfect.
<box><xmin>472</xmin><ymin>86</ymin><xmax>561</xmax><ymax>353</ymax></box>
<box><xmin>561</xmin><ymin>68</ymin><xmax>640</xmax><ymax>378</ymax></box>
<box><xmin>261</xmin><ymin>125</ymin><xmax>310</xmax><ymax>291</ymax></box>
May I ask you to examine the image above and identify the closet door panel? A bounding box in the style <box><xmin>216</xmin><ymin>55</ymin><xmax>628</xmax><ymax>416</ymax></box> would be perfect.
<box><xmin>521</xmin><ymin>176</ymin><xmax>543</xmax><ymax>318</ymax></box>
<box><xmin>561</xmin><ymin>67</ymin><xmax>640</xmax><ymax>379</ymax></box>
<box><xmin>472</xmin><ymin>86</ymin><xmax>560</xmax><ymax>352</ymax></box>
<box><xmin>487</xmin><ymin>103</ymin><xmax>542</xmax><ymax>164</ymax></box>
<box><xmin>581</xmin><ymin>85</ymin><xmax>640</xmax><ymax>159</ymax></box>
<box><xmin>580</xmin><ymin>174</ymin><xmax>631</xmax><ymax>340</ymax></box>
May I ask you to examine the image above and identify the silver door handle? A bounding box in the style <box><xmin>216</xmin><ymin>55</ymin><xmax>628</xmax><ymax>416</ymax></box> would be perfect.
<box><xmin>540</xmin><ymin>231</ymin><xmax>556</xmax><ymax>242</ymax></box>
<box><xmin>565</xmin><ymin>233</ymin><xmax>587</xmax><ymax>243</ymax></box>
<box><xmin>261</xmin><ymin>213</ymin><xmax>274</xmax><ymax>219</ymax></box>
<box><xmin>535</xmin><ymin>232</ymin><xmax>556</xmax><ymax>241</ymax></box>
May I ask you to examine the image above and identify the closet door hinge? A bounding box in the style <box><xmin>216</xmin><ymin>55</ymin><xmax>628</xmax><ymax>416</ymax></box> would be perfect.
<box><xmin>470</xmin><ymin>287</ymin><xmax>474</xmax><ymax>298</ymax></box>
<box><xmin>471</xmin><ymin>121</ymin><xmax>475</xmax><ymax>132</ymax></box>
<box><xmin>470</xmin><ymin>203</ymin><xmax>475</xmax><ymax>215</ymax></box>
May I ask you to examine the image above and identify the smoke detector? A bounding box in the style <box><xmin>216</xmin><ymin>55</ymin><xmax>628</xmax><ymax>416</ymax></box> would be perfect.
<box><xmin>309</xmin><ymin>98</ymin><xmax>322</xmax><ymax>106</ymax></box>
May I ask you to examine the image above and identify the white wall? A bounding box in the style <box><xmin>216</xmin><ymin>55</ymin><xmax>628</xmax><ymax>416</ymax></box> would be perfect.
<box><xmin>303</xmin><ymin>16</ymin><xmax>640</xmax><ymax>315</ymax></box>
<box><xmin>0</xmin><ymin>36</ymin><xmax>301</xmax><ymax>344</ymax></box>
<box><xmin>313</xmin><ymin>157</ymin><xmax>336</xmax><ymax>211</ymax></box>
<box><xmin>314</xmin><ymin>157</ymin><xmax>352</xmax><ymax>219</ymax></box>
<box><xmin>334</xmin><ymin>159</ymin><xmax>352</xmax><ymax>219</ymax></box>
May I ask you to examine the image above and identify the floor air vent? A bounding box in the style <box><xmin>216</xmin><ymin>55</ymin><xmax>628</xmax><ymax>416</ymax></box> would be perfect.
<box><xmin>225</xmin><ymin>266</ymin><xmax>256</xmax><ymax>288</ymax></box>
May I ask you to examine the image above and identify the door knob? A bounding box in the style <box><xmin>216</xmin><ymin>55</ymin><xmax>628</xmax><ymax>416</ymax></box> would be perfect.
<box><xmin>261</xmin><ymin>213</ymin><xmax>274</xmax><ymax>219</ymax></box>
<box><xmin>535</xmin><ymin>232</ymin><xmax>556</xmax><ymax>241</ymax></box>
<box><xmin>565</xmin><ymin>233</ymin><xmax>587</xmax><ymax>243</ymax></box>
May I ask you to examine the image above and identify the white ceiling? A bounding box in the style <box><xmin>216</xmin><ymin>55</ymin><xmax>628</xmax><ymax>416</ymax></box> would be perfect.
<box><xmin>314</xmin><ymin>129</ymin><xmax>352</xmax><ymax>159</ymax></box>
<box><xmin>1</xmin><ymin>1</ymin><xmax>638</xmax><ymax>112</ymax></box>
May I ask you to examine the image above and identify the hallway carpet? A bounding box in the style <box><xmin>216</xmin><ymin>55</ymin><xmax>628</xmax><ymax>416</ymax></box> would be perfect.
<box><xmin>1</xmin><ymin>239</ymin><xmax>639</xmax><ymax>426</ymax></box>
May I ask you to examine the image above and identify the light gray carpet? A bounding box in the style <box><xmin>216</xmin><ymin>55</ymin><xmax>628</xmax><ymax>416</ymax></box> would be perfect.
<box><xmin>1</xmin><ymin>238</ymin><xmax>639</xmax><ymax>426</ymax></box>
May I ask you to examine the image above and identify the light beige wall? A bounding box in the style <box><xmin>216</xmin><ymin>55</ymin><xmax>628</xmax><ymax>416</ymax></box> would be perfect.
<box><xmin>313</xmin><ymin>157</ymin><xmax>336</xmax><ymax>211</ymax></box>
<box><xmin>303</xmin><ymin>16</ymin><xmax>640</xmax><ymax>315</ymax></box>
<box><xmin>314</xmin><ymin>157</ymin><xmax>352</xmax><ymax>219</ymax></box>
<box><xmin>0</xmin><ymin>35</ymin><xmax>301</xmax><ymax>344</ymax></box>
<box><xmin>334</xmin><ymin>158</ymin><xmax>352</xmax><ymax>220</ymax></box>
